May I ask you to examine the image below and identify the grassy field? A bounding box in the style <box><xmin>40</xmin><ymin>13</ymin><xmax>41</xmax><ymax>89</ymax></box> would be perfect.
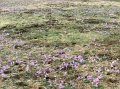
<box><xmin>0</xmin><ymin>0</ymin><xmax>120</xmax><ymax>89</ymax></box>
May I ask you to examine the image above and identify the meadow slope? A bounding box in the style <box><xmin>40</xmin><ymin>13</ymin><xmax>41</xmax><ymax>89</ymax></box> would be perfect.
<box><xmin>0</xmin><ymin>0</ymin><xmax>120</xmax><ymax>89</ymax></box>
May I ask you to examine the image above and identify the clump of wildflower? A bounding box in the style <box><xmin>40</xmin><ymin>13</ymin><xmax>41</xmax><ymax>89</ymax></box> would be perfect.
<box><xmin>59</xmin><ymin>62</ymin><xmax>69</xmax><ymax>70</ymax></box>
<box><xmin>92</xmin><ymin>78</ymin><xmax>99</xmax><ymax>87</ymax></box>
<box><xmin>76</xmin><ymin>55</ymin><xmax>85</xmax><ymax>63</ymax></box>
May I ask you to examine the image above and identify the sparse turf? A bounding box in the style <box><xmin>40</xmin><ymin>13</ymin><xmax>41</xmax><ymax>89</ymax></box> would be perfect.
<box><xmin>0</xmin><ymin>0</ymin><xmax>120</xmax><ymax>89</ymax></box>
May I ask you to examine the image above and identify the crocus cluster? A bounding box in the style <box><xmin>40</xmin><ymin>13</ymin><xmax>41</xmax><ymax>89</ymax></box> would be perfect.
<box><xmin>92</xmin><ymin>74</ymin><xmax>102</xmax><ymax>87</ymax></box>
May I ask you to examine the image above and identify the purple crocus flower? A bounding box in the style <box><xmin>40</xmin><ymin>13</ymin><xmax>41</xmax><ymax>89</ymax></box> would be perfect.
<box><xmin>74</xmin><ymin>64</ymin><xmax>78</xmax><ymax>69</ymax></box>
<box><xmin>2</xmin><ymin>65</ymin><xmax>9</xmax><ymax>70</ymax></box>
<box><xmin>87</xmin><ymin>75</ymin><xmax>93</xmax><ymax>80</ymax></box>
<box><xmin>26</xmin><ymin>65</ymin><xmax>29</xmax><ymax>72</ymax></box>
<box><xmin>63</xmin><ymin>72</ymin><xmax>67</xmax><ymax>76</ymax></box>
<box><xmin>36</xmin><ymin>69</ymin><xmax>42</xmax><ymax>75</ymax></box>
<box><xmin>98</xmin><ymin>74</ymin><xmax>102</xmax><ymax>79</ymax></box>
<box><xmin>49</xmin><ymin>68</ymin><xmax>53</xmax><ymax>72</ymax></box>
<box><xmin>57</xmin><ymin>50</ymin><xmax>64</xmax><ymax>54</ymax></box>
<box><xmin>96</xmin><ymin>68</ymin><xmax>101</xmax><ymax>73</ymax></box>
<box><xmin>59</xmin><ymin>84</ymin><xmax>64</xmax><ymax>89</ymax></box>
<box><xmin>1</xmin><ymin>73</ymin><xmax>5</xmax><ymax>77</ymax></box>
<box><xmin>28</xmin><ymin>53</ymin><xmax>32</xmax><ymax>56</ymax></box>
<box><xmin>115</xmin><ymin>69</ymin><xmax>120</xmax><ymax>73</ymax></box>
<box><xmin>0</xmin><ymin>59</ymin><xmax>2</xmax><ymax>62</ymax></box>
<box><xmin>16</xmin><ymin>60</ymin><xmax>23</xmax><ymax>64</ymax></box>
<box><xmin>29</xmin><ymin>60</ymin><xmax>35</xmax><ymax>66</ymax></box>
<box><xmin>94</xmin><ymin>82</ymin><xmax>99</xmax><ymax>87</ymax></box>
<box><xmin>7</xmin><ymin>59</ymin><xmax>12</xmax><ymax>63</ymax></box>
<box><xmin>44</xmin><ymin>54</ymin><xmax>48</xmax><ymax>60</ymax></box>
<box><xmin>93</xmin><ymin>78</ymin><xmax>99</xmax><ymax>83</ymax></box>
<box><xmin>60</xmin><ymin>80</ymin><xmax>64</xmax><ymax>84</ymax></box>
<box><xmin>77</xmin><ymin>76</ymin><xmax>82</xmax><ymax>79</ymax></box>
<box><xmin>77</xmin><ymin>55</ymin><xmax>85</xmax><ymax>63</ymax></box>
<box><xmin>0</xmin><ymin>69</ymin><xmax>4</xmax><ymax>73</ymax></box>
